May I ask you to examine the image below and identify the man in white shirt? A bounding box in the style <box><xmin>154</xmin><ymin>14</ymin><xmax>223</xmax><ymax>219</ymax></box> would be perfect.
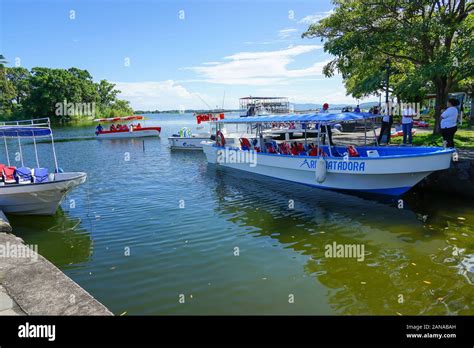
<box><xmin>440</xmin><ymin>98</ymin><xmax>459</xmax><ymax>148</ymax></box>
<box><xmin>402</xmin><ymin>105</ymin><xmax>415</xmax><ymax>145</ymax></box>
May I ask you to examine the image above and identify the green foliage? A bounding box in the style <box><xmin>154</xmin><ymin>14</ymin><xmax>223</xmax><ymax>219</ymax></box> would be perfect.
<box><xmin>302</xmin><ymin>0</ymin><xmax>474</xmax><ymax>133</ymax></box>
<box><xmin>0</xmin><ymin>57</ymin><xmax>133</xmax><ymax>121</ymax></box>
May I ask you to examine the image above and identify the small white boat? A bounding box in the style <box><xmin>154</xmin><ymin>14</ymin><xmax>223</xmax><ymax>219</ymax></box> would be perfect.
<box><xmin>94</xmin><ymin>115</ymin><xmax>161</xmax><ymax>139</ymax></box>
<box><xmin>202</xmin><ymin>112</ymin><xmax>455</xmax><ymax>196</ymax></box>
<box><xmin>168</xmin><ymin>112</ymin><xmax>224</xmax><ymax>150</ymax></box>
<box><xmin>169</xmin><ymin>130</ymin><xmax>212</xmax><ymax>150</ymax></box>
<box><xmin>0</xmin><ymin>118</ymin><xmax>87</xmax><ymax>215</ymax></box>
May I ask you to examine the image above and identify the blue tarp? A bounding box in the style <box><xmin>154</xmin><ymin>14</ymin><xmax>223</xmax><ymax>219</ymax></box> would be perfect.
<box><xmin>218</xmin><ymin>112</ymin><xmax>379</xmax><ymax>124</ymax></box>
<box><xmin>0</xmin><ymin>127</ymin><xmax>52</xmax><ymax>137</ymax></box>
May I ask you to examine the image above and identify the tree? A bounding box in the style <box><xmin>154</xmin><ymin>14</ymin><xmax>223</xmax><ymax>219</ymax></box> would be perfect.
<box><xmin>5</xmin><ymin>67</ymin><xmax>31</xmax><ymax>104</ymax></box>
<box><xmin>22</xmin><ymin>67</ymin><xmax>100</xmax><ymax>118</ymax></box>
<box><xmin>96</xmin><ymin>80</ymin><xmax>120</xmax><ymax>107</ymax></box>
<box><xmin>0</xmin><ymin>55</ymin><xmax>17</xmax><ymax>116</ymax></box>
<box><xmin>0</xmin><ymin>60</ymin><xmax>133</xmax><ymax>120</ymax></box>
<box><xmin>303</xmin><ymin>0</ymin><xmax>474</xmax><ymax>133</ymax></box>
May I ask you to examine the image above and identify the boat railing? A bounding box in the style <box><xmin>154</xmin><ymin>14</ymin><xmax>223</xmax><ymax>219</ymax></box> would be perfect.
<box><xmin>0</xmin><ymin>117</ymin><xmax>58</xmax><ymax>174</ymax></box>
<box><xmin>0</xmin><ymin>117</ymin><xmax>51</xmax><ymax>128</ymax></box>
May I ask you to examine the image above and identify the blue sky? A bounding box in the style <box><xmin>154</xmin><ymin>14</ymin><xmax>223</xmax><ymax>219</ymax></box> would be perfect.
<box><xmin>1</xmin><ymin>0</ymin><xmax>369</xmax><ymax>110</ymax></box>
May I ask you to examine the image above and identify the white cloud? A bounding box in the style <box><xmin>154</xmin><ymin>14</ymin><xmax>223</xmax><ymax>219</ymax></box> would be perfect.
<box><xmin>185</xmin><ymin>45</ymin><xmax>326</xmax><ymax>85</ymax></box>
<box><xmin>298</xmin><ymin>10</ymin><xmax>334</xmax><ymax>25</ymax></box>
<box><xmin>113</xmin><ymin>80</ymin><xmax>215</xmax><ymax>110</ymax></box>
<box><xmin>278</xmin><ymin>28</ymin><xmax>298</xmax><ymax>39</ymax></box>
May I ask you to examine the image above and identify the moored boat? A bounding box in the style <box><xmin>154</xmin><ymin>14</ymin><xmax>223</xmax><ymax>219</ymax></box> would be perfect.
<box><xmin>0</xmin><ymin>118</ymin><xmax>87</xmax><ymax>215</ymax></box>
<box><xmin>168</xmin><ymin>112</ymin><xmax>224</xmax><ymax>150</ymax></box>
<box><xmin>94</xmin><ymin>115</ymin><xmax>161</xmax><ymax>139</ymax></box>
<box><xmin>202</xmin><ymin>112</ymin><xmax>455</xmax><ymax>196</ymax></box>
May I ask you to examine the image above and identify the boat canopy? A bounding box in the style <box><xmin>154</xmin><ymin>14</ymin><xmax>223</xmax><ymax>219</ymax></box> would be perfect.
<box><xmin>217</xmin><ymin>112</ymin><xmax>378</xmax><ymax>124</ymax></box>
<box><xmin>0</xmin><ymin>118</ymin><xmax>59</xmax><ymax>172</ymax></box>
<box><xmin>0</xmin><ymin>126</ymin><xmax>52</xmax><ymax>137</ymax></box>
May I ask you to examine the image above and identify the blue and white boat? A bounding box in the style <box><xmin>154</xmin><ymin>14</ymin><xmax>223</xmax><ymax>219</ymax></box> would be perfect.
<box><xmin>0</xmin><ymin>118</ymin><xmax>86</xmax><ymax>215</ymax></box>
<box><xmin>201</xmin><ymin>112</ymin><xmax>455</xmax><ymax>196</ymax></box>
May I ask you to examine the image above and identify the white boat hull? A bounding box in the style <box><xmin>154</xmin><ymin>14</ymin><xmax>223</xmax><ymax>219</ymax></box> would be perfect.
<box><xmin>202</xmin><ymin>143</ymin><xmax>453</xmax><ymax>196</ymax></box>
<box><xmin>96</xmin><ymin>128</ymin><xmax>160</xmax><ymax>139</ymax></box>
<box><xmin>0</xmin><ymin>172</ymin><xmax>87</xmax><ymax>215</ymax></box>
<box><xmin>168</xmin><ymin>136</ymin><xmax>211</xmax><ymax>150</ymax></box>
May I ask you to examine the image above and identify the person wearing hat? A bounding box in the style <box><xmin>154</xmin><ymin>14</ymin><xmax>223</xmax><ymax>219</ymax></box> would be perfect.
<box><xmin>320</xmin><ymin>103</ymin><xmax>334</xmax><ymax>145</ymax></box>
<box><xmin>440</xmin><ymin>98</ymin><xmax>459</xmax><ymax>148</ymax></box>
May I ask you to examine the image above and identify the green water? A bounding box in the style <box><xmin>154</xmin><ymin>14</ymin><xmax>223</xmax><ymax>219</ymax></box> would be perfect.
<box><xmin>6</xmin><ymin>113</ymin><xmax>474</xmax><ymax>315</ymax></box>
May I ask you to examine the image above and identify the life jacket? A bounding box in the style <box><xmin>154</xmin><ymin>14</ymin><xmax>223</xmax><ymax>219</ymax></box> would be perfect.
<box><xmin>347</xmin><ymin>145</ymin><xmax>359</xmax><ymax>157</ymax></box>
<box><xmin>309</xmin><ymin>146</ymin><xmax>326</xmax><ymax>157</ymax></box>
<box><xmin>290</xmin><ymin>144</ymin><xmax>299</xmax><ymax>156</ymax></box>
<box><xmin>278</xmin><ymin>142</ymin><xmax>291</xmax><ymax>155</ymax></box>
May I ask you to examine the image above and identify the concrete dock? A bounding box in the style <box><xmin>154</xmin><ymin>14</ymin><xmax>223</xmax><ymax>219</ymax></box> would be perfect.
<box><xmin>0</xmin><ymin>231</ymin><xmax>113</xmax><ymax>316</ymax></box>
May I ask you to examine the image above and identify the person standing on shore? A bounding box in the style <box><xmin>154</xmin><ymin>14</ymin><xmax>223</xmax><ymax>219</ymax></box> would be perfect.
<box><xmin>378</xmin><ymin>105</ymin><xmax>392</xmax><ymax>144</ymax></box>
<box><xmin>440</xmin><ymin>98</ymin><xmax>459</xmax><ymax>148</ymax></box>
<box><xmin>402</xmin><ymin>104</ymin><xmax>415</xmax><ymax>145</ymax></box>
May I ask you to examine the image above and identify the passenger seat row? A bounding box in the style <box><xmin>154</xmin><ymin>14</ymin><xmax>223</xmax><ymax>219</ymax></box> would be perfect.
<box><xmin>0</xmin><ymin>164</ymin><xmax>49</xmax><ymax>185</ymax></box>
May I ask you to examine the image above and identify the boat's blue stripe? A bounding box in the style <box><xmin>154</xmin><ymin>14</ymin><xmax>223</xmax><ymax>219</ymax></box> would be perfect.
<box><xmin>212</xmin><ymin>145</ymin><xmax>455</xmax><ymax>160</ymax></box>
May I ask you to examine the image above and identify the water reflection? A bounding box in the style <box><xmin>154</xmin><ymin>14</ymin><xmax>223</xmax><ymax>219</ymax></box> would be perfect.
<box><xmin>7</xmin><ymin>209</ymin><xmax>93</xmax><ymax>268</ymax></box>
<box><xmin>209</xmin><ymin>166</ymin><xmax>474</xmax><ymax>315</ymax></box>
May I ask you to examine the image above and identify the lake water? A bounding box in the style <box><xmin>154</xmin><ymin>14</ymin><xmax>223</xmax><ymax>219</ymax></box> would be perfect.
<box><xmin>7</xmin><ymin>113</ymin><xmax>474</xmax><ymax>315</ymax></box>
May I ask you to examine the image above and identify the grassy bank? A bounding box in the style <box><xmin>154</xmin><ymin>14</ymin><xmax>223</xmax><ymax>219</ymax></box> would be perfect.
<box><xmin>390</xmin><ymin>129</ymin><xmax>474</xmax><ymax>149</ymax></box>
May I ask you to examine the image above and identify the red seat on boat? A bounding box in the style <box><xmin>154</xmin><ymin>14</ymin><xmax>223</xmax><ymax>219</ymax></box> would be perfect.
<box><xmin>0</xmin><ymin>164</ymin><xmax>5</xmax><ymax>181</ymax></box>
<box><xmin>290</xmin><ymin>143</ymin><xmax>299</xmax><ymax>156</ymax></box>
<box><xmin>3</xmin><ymin>166</ymin><xmax>17</xmax><ymax>184</ymax></box>
<box><xmin>278</xmin><ymin>142</ymin><xmax>291</xmax><ymax>155</ymax></box>
<box><xmin>239</xmin><ymin>138</ymin><xmax>252</xmax><ymax>150</ymax></box>
<box><xmin>296</xmin><ymin>143</ymin><xmax>306</xmax><ymax>154</ymax></box>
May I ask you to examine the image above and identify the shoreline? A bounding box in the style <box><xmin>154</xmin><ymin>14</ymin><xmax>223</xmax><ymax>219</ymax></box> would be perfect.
<box><xmin>0</xmin><ymin>230</ymin><xmax>112</xmax><ymax>316</ymax></box>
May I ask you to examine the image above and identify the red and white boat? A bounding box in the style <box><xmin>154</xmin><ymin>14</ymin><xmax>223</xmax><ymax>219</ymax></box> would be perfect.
<box><xmin>94</xmin><ymin>116</ymin><xmax>161</xmax><ymax>139</ymax></box>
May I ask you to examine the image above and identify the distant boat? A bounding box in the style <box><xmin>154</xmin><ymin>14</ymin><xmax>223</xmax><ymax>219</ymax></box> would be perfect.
<box><xmin>201</xmin><ymin>112</ymin><xmax>455</xmax><ymax>196</ymax></box>
<box><xmin>0</xmin><ymin>118</ymin><xmax>86</xmax><ymax>215</ymax></box>
<box><xmin>94</xmin><ymin>115</ymin><xmax>161</xmax><ymax>139</ymax></box>
<box><xmin>168</xmin><ymin>112</ymin><xmax>224</xmax><ymax>150</ymax></box>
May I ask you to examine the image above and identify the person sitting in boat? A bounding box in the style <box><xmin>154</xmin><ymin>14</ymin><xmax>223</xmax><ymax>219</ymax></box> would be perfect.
<box><xmin>136</xmin><ymin>123</ymin><xmax>142</xmax><ymax>129</ymax></box>
<box><xmin>110</xmin><ymin>124</ymin><xmax>116</xmax><ymax>131</ymax></box>
<box><xmin>122</xmin><ymin>125</ymin><xmax>129</xmax><ymax>131</ymax></box>
<box><xmin>354</xmin><ymin>105</ymin><xmax>361</xmax><ymax>113</ymax></box>
<box><xmin>96</xmin><ymin>124</ymin><xmax>103</xmax><ymax>133</ymax></box>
